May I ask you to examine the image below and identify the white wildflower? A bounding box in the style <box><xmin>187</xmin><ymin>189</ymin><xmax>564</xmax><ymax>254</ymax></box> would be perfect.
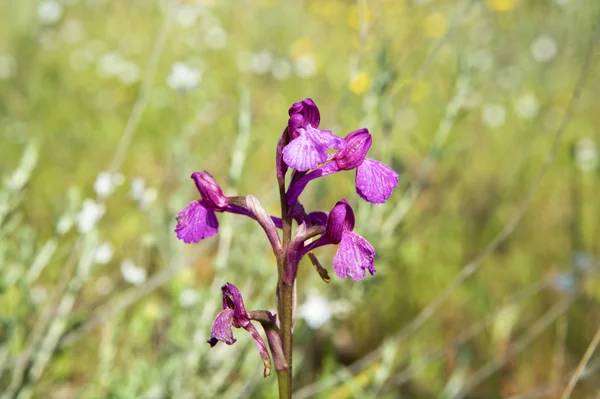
<box><xmin>514</xmin><ymin>94</ymin><xmax>540</xmax><ymax>120</ymax></box>
<box><xmin>118</xmin><ymin>60</ymin><xmax>140</xmax><ymax>85</ymax></box>
<box><xmin>167</xmin><ymin>62</ymin><xmax>202</xmax><ymax>91</ymax></box>
<box><xmin>77</xmin><ymin>199</ymin><xmax>105</xmax><ymax>234</ymax></box>
<box><xmin>179</xmin><ymin>289</ymin><xmax>200</xmax><ymax>308</ymax></box>
<box><xmin>38</xmin><ymin>0</ymin><xmax>63</xmax><ymax>25</ymax></box>
<box><xmin>574</xmin><ymin>138</ymin><xmax>597</xmax><ymax>172</ymax></box>
<box><xmin>468</xmin><ymin>50</ymin><xmax>493</xmax><ymax>71</ymax></box>
<box><xmin>482</xmin><ymin>104</ymin><xmax>506</xmax><ymax>128</ymax></box>
<box><xmin>531</xmin><ymin>35</ymin><xmax>557</xmax><ymax>63</ymax></box>
<box><xmin>272</xmin><ymin>59</ymin><xmax>292</xmax><ymax>81</ymax></box>
<box><xmin>251</xmin><ymin>51</ymin><xmax>274</xmax><ymax>75</ymax></box>
<box><xmin>300</xmin><ymin>295</ymin><xmax>332</xmax><ymax>330</ymax></box>
<box><xmin>295</xmin><ymin>55</ymin><xmax>317</xmax><ymax>78</ymax></box>
<box><xmin>120</xmin><ymin>259</ymin><xmax>147</xmax><ymax>285</ymax></box>
<box><xmin>131</xmin><ymin>177</ymin><xmax>146</xmax><ymax>200</ymax></box>
<box><xmin>94</xmin><ymin>242</ymin><xmax>114</xmax><ymax>264</ymax></box>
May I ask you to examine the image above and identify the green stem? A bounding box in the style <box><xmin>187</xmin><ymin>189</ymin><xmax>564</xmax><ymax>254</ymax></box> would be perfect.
<box><xmin>276</xmin><ymin>170</ymin><xmax>293</xmax><ymax>398</ymax></box>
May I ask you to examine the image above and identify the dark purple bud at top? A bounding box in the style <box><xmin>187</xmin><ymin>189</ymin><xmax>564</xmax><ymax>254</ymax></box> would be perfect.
<box><xmin>334</xmin><ymin>128</ymin><xmax>372</xmax><ymax>170</ymax></box>
<box><xmin>288</xmin><ymin>98</ymin><xmax>320</xmax><ymax>138</ymax></box>
<box><xmin>191</xmin><ymin>171</ymin><xmax>228</xmax><ymax>211</ymax></box>
<box><xmin>325</xmin><ymin>200</ymin><xmax>355</xmax><ymax>244</ymax></box>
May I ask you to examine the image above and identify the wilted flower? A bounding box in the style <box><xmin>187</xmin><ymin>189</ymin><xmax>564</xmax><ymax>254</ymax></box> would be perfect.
<box><xmin>208</xmin><ymin>283</ymin><xmax>272</xmax><ymax>377</ymax></box>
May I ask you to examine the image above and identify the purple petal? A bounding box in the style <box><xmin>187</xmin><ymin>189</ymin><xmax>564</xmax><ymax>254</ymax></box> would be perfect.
<box><xmin>334</xmin><ymin>128</ymin><xmax>372</xmax><ymax>170</ymax></box>
<box><xmin>222</xmin><ymin>283</ymin><xmax>249</xmax><ymax>325</ymax></box>
<box><xmin>285</xmin><ymin>162</ymin><xmax>341</xmax><ymax>205</ymax></box>
<box><xmin>325</xmin><ymin>200</ymin><xmax>355</xmax><ymax>244</ymax></box>
<box><xmin>191</xmin><ymin>171</ymin><xmax>228</xmax><ymax>211</ymax></box>
<box><xmin>333</xmin><ymin>231</ymin><xmax>376</xmax><ymax>281</ymax></box>
<box><xmin>207</xmin><ymin>308</ymin><xmax>236</xmax><ymax>346</ymax></box>
<box><xmin>282</xmin><ymin>128</ymin><xmax>328</xmax><ymax>171</ymax></box>
<box><xmin>288</xmin><ymin>98</ymin><xmax>320</xmax><ymax>133</ymax></box>
<box><xmin>175</xmin><ymin>200</ymin><xmax>219</xmax><ymax>243</ymax></box>
<box><xmin>307</xmin><ymin>127</ymin><xmax>346</xmax><ymax>151</ymax></box>
<box><xmin>355</xmin><ymin>158</ymin><xmax>399</xmax><ymax>204</ymax></box>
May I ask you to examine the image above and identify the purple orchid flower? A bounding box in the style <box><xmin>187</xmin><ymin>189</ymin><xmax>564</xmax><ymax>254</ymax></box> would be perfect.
<box><xmin>175</xmin><ymin>171</ymin><xmax>225</xmax><ymax>243</ymax></box>
<box><xmin>286</xmin><ymin>200</ymin><xmax>375</xmax><ymax>282</ymax></box>
<box><xmin>278</xmin><ymin>98</ymin><xmax>346</xmax><ymax>173</ymax></box>
<box><xmin>208</xmin><ymin>283</ymin><xmax>273</xmax><ymax>377</ymax></box>
<box><xmin>285</xmin><ymin>128</ymin><xmax>399</xmax><ymax>205</ymax></box>
<box><xmin>175</xmin><ymin>171</ymin><xmax>284</xmax><ymax>244</ymax></box>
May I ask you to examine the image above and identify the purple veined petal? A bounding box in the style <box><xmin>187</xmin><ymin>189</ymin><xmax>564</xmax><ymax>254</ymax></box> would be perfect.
<box><xmin>288</xmin><ymin>98</ymin><xmax>320</xmax><ymax>131</ymax></box>
<box><xmin>282</xmin><ymin>128</ymin><xmax>329</xmax><ymax>172</ymax></box>
<box><xmin>355</xmin><ymin>158</ymin><xmax>399</xmax><ymax>204</ymax></box>
<box><xmin>285</xmin><ymin>162</ymin><xmax>341</xmax><ymax>205</ymax></box>
<box><xmin>334</xmin><ymin>128</ymin><xmax>371</xmax><ymax>170</ymax></box>
<box><xmin>325</xmin><ymin>200</ymin><xmax>355</xmax><ymax>244</ymax></box>
<box><xmin>305</xmin><ymin>126</ymin><xmax>346</xmax><ymax>151</ymax></box>
<box><xmin>175</xmin><ymin>200</ymin><xmax>219</xmax><ymax>243</ymax></box>
<box><xmin>207</xmin><ymin>308</ymin><xmax>236</xmax><ymax>346</ymax></box>
<box><xmin>333</xmin><ymin>231</ymin><xmax>376</xmax><ymax>281</ymax></box>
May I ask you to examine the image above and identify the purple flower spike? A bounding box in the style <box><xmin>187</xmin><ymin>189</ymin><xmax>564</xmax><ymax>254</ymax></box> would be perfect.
<box><xmin>191</xmin><ymin>171</ymin><xmax>228</xmax><ymax>211</ymax></box>
<box><xmin>208</xmin><ymin>283</ymin><xmax>272</xmax><ymax>377</ymax></box>
<box><xmin>175</xmin><ymin>201</ymin><xmax>219</xmax><ymax>243</ymax></box>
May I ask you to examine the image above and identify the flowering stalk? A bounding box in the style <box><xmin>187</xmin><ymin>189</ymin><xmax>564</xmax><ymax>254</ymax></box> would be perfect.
<box><xmin>174</xmin><ymin>98</ymin><xmax>398</xmax><ymax>398</ymax></box>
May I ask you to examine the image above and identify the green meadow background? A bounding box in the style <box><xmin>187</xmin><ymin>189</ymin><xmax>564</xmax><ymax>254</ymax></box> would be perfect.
<box><xmin>2</xmin><ymin>0</ymin><xmax>600</xmax><ymax>397</ymax></box>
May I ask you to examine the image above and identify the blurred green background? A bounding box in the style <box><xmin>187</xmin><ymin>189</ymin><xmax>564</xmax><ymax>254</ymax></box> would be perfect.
<box><xmin>2</xmin><ymin>0</ymin><xmax>600</xmax><ymax>397</ymax></box>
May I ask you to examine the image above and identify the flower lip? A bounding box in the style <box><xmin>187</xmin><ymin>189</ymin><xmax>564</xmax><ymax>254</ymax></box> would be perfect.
<box><xmin>191</xmin><ymin>171</ymin><xmax>228</xmax><ymax>211</ymax></box>
<box><xmin>334</xmin><ymin>128</ymin><xmax>372</xmax><ymax>170</ymax></box>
